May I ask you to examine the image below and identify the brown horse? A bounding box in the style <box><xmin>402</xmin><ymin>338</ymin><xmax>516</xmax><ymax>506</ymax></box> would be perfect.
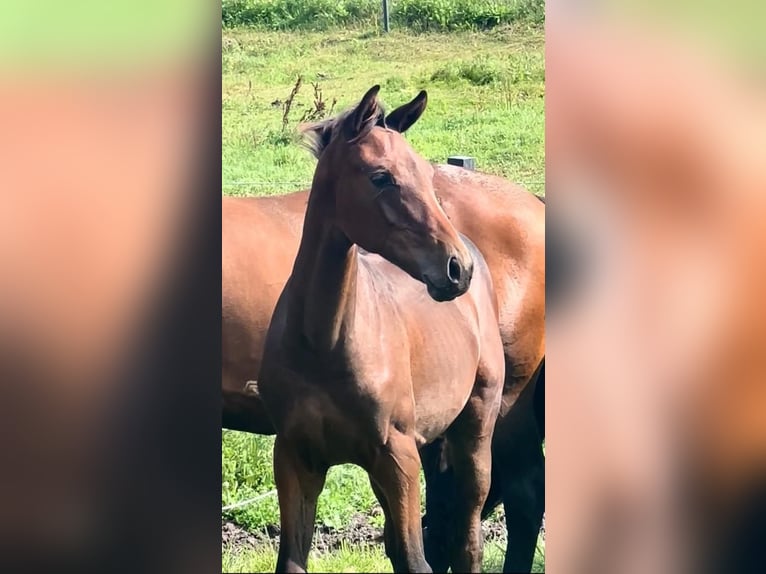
<box><xmin>222</xmin><ymin>192</ymin><xmax>306</xmax><ymax>434</ymax></box>
<box><xmin>222</xmin><ymin>192</ymin><xmax>545</xmax><ymax>573</ymax></box>
<box><xmin>257</xmin><ymin>86</ymin><xmax>506</xmax><ymax>573</ymax></box>
<box><xmin>222</xmin><ymin>102</ymin><xmax>545</xmax><ymax>572</ymax></box>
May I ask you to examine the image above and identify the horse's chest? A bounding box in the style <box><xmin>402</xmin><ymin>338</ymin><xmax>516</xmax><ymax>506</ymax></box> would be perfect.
<box><xmin>277</xmin><ymin>368</ymin><xmax>396</xmax><ymax>464</ymax></box>
<box><xmin>280</xmin><ymin>346</ymin><xmax>392</xmax><ymax>414</ymax></box>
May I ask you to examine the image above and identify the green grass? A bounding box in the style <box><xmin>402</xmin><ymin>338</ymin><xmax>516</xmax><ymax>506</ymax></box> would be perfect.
<box><xmin>223</xmin><ymin>541</ymin><xmax>391</xmax><ymax>573</ymax></box>
<box><xmin>222</xmin><ymin>537</ymin><xmax>545</xmax><ymax>572</ymax></box>
<box><xmin>222</xmin><ymin>0</ymin><xmax>545</xmax><ymax>31</ymax></box>
<box><xmin>222</xmin><ymin>25</ymin><xmax>545</xmax><ymax>197</ymax></box>
<box><xmin>223</xmin><ymin>432</ymin><xmax>385</xmax><ymax>530</ymax></box>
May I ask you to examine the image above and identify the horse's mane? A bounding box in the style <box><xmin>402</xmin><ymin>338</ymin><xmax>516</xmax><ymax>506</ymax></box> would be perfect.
<box><xmin>300</xmin><ymin>102</ymin><xmax>388</xmax><ymax>159</ymax></box>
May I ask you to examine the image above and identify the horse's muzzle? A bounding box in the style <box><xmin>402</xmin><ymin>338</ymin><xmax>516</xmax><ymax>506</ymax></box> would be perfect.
<box><xmin>424</xmin><ymin>268</ymin><xmax>472</xmax><ymax>301</ymax></box>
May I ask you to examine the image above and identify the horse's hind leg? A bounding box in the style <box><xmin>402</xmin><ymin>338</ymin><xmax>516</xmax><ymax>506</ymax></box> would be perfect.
<box><xmin>501</xmin><ymin>444</ymin><xmax>545</xmax><ymax>573</ymax></box>
<box><xmin>368</xmin><ymin>429</ymin><xmax>432</xmax><ymax>573</ymax></box>
<box><xmin>421</xmin><ymin>437</ymin><xmax>455</xmax><ymax>572</ymax></box>
<box><xmin>445</xmin><ymin>371</ymin><xmax>503</xmax><ymax>573</ymax></box>
<box><xmin>496</xmin><ymin>366</ymin><xmax>545</xmax><ymax>573</ymax></box>
<box><xmin>273</xmin><ymin>436</ymin><xmax>327</xmax><ymax>573</ymax></box>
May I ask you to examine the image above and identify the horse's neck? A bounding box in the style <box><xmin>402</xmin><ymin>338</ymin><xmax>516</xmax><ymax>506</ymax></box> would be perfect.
<box><xmin>285</xmin><ymin>189</ymin><xmax>359</xmax><ymax>353</ymax></box>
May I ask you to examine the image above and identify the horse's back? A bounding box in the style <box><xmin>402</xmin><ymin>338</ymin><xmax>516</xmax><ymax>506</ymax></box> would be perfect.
<box><xmin>222</xmin><ymin>193</ymin><xmax>306</xmax><ymax>324</ymax></box>
<box><xmin>433</xmin><ymin>164</ymin><xmax>544</xmax><ymax>295</ymax></box>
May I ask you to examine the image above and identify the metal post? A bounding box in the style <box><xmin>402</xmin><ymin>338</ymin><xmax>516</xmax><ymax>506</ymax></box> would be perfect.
<box><xmin>447</xmin><ymin>155</ymin><xmax>476</xmax><ymax>170</ymax></box>
<box><xmin>382</xmin><ymin>0</ymin><xmax>390</xmax><ymax>33</ymax></box>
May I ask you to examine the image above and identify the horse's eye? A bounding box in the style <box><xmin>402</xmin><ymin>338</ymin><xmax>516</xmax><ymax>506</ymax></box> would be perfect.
<box><xmin>370</xmin><ymin>172</ymin><xmax>395</xmax><ymax>188</ymax></box>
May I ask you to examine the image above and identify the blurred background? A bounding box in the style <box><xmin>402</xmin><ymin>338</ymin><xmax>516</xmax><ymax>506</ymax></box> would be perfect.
<box><xmin>0</xmin><ymin>1</ymin><xmax>220</xmax><ymax>572</ymax></box>
<box><xmin>546</xmin><ymin>0</ymin><xmax>766</xmax><ymax>573</ymax></box>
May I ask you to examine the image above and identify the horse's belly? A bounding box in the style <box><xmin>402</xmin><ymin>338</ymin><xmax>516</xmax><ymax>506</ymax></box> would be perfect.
<box><xmin>410</xmin><ymin>331</ymin><xmax>481</xmax><ymax>442</ymax></box>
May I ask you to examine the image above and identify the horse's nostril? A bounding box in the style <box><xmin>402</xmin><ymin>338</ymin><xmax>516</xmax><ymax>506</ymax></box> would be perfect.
<box><xmin>447</xmin><ymin>256</ymin><xmax>462</xmax><ymax>285</ymax></box>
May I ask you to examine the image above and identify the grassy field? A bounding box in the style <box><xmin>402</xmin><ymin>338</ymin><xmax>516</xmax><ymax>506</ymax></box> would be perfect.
<box><xmin>223</xmin><ymin>432</ymin><xmax>385</xmax><ymax>531</ymax></box>
<box><xmin>224</xmin><ymin>542</ymin><xmax>393</xmax><ymax>573</ymax></box>
<box><xmin>222</xmin><ymin>536</ymin><xmax>543</xmax><ymax>572</ymax></box>
<box><xmin>222</xmin><ymin>25</ymin><xmax>544</xmax><ymax>197</ymax></box>
<box><xmin>222</xmin><ymin>20</ymin><xmax>544</xmax><ymax>574</ymax></box>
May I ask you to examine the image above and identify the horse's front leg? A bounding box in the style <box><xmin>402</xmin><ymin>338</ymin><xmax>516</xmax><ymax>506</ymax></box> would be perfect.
<box><xmin>273</xmin><ymin>436</ymin><xmax>327</xmax><ymax>573</ymax></box>
<box><xmin>369</xmin><ymin>478</ymin><xmax>398</xmax><ymax>562</ymax></box>
<box><xmin>369</xmin><ymin>429</ymin><xmax>432</xmax><ymax>573</ymax></box>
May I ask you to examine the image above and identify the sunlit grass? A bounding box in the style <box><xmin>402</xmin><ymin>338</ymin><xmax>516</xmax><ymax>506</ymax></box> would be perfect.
<box><xmin>222</xmin><ymin>25</ymin><xmax>544</xmax><ymax>197</ymax></box>
<box><xmin>222</xmin><ymin>535</ymin><xmax>545</xmax><ymax>573</ymax></box>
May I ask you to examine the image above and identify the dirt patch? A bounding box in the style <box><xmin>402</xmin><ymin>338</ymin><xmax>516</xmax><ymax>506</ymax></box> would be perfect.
<box><xmin>222</xmin><ymin>513</ymin><xmax>385</xmax><ymax>554</ymax></box>
<box><xmin>222</xmin><ymin>520</ymin><xmax>275</xmax><ymax>550</ymax></box>
<box><xmin>314</xmin><ymin>513</ymin><xmax>385</xmax><ymax>552</ymax></box>
<box><xmin>223</xmin><ymin>511</ymin><xmax>544</xmax><ymax>554</ymax></box>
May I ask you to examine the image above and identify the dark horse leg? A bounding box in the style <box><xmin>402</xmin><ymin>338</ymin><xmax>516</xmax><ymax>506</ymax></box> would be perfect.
<box><xmin>421</xmin><ymin>438</ymin><xmax>455</xmax><ymax>572</ymax></box>
<box><xmin>500</xmin><ymin>443</ymin><xmax>544</xmax><ymax>573</ymax></box>
<box><xmin>272</xmin><ymin>436</ymin><xmax>328</xmax><ymax>573</ymax></box>
<box><xmin>494</xmin><ymin>365</ymin><xmax>545</xmax><ymax>574</ymax></box>
<box><xmin>368</xmin><ymin>429</ymin><xmax>432</xmax><ymax>573</ymax></box>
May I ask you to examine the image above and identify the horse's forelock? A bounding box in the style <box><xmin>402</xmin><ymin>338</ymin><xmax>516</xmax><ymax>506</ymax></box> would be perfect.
<box><xmin>300</xmin><ymin>101</ymin><xmax>387</xmax><ymax>159</ymax></box>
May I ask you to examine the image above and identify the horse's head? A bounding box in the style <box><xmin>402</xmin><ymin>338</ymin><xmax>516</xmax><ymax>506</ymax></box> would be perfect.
<box><xmin>303</xmin><ymin>85</ymin><xmax>473</xmax><ymax>302</ymax></box>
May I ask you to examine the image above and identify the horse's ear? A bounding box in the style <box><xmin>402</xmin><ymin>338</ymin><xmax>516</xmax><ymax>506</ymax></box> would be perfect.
<box><xmin>344</xmin><ymin>85</ymin><xmax>381</xmax><ymax>141</ymax></box>
<box><xmin>386</xmin><ymin>90</ymin><xmax>428</xmax><ymax>133</ymax></box>
<box><xmin>299</xmin><ymin>120</ymin><xmax>333</xmax><ymax>159</ymax></box>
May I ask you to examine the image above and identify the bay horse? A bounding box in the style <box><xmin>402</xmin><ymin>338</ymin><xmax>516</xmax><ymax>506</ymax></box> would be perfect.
<box><xmin>222</xmin><ymin>96</ymin><xmax>545</xmax><ymax>572</ymax></box>
<box><xmin>257</xmin><ymin>85</ymin><xmax>507</xmax><ymax>573</ymax></box>
<box><xmin>222</xmin><ymin>191</ymin><xmax>307</xmax><ymax>434</ymax></box>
